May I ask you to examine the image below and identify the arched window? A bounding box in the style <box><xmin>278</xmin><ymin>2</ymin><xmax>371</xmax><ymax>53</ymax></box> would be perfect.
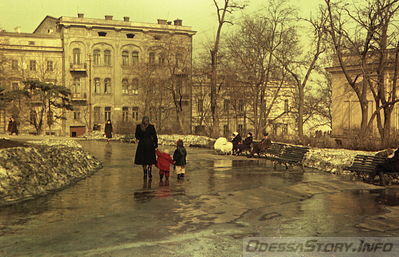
<box><xmin>73</xmin><ymin>48</ymin><xmax>81</xmax><ymax>64</ymax></box>
<box><xmin>122</xmin><ymin>78</ymin><xmax>129</xmax><ymax>94</ymax></box>
<box><xmin>122</xmin><ymin>50</ymin><xmax>129</xmax><ymax>66</ymax></box>
<box><xmin>104</xmin><ymin>50</ymin><xmax>111</xmax><ymax>66</ymax></box>
<box><xmin>132</xmin><ymin>51</ymin><xmax>139</xmax><ymax>64</ymax></box>
<box><xmin>94</xmin><ymin>78</ymin><xmax>101</xmax><ymax>94</ymax></box>
<box><xmin>93</xmin><ymin>49</ymin><xmax>100</xmax><ymax>65</ymax></box>
<box><xmin>149</xmin><ymin>52</ymin><xmax>155</xmax><ymax>64</ymax></box>
<box><xmin>131</xmin><ymin>78</ymin><xmax>139</xmax><ymax>95</ymax></box>
<box><xmin>104</xmin><ymin>78</ymin><xmax>111</xmax><ymax>94</ymax></box>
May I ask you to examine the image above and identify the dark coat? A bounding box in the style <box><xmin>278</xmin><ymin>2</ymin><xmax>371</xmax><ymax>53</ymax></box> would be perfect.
<box><xmin>232</xmin><ymin>134</ymin><xmax>242</xmax><ymax>148</ymax></box>
<box><xmin>10</xmin><ymin>121</ymin><xmax>18</xmax><ymax>135</ymax></box>
<box><xmin>173</xmin><ymin>146</ymin><xmax>187</xmax><ymax>166</ymax></box>
<box><xmin>104</xmin><ymin>123</ymin><xmax>113</xmax><ymax>138</ymax></box>
<box><xmin>243</xmin><ymin>136</ymin><xmax>253</xmax><ymax>146</ymax></box>
<box><xmin>252</xmin><ymin>138</ymin><xmax>272</xmax><ymax>154</ymax></box>
<box><xmin>7</xmin><ymin>120</ymin><xmax>12</xmax><ymax>133</ymax></box>
<box><xmin>134</xmin><ymin>124</ymin><xmax>158</xmax><ymax>165</ymax></box>
<box><xmin>378</xmin><ymin>149</ymin><xmax>399</xmax><ymax>173</ymax></box>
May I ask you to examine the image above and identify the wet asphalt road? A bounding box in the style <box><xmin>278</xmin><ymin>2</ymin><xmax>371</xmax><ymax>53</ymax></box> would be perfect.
<box><xmin>1</xmin><ymin>141</ymin><xmax>399</xmax><ymax>256</ymax></box>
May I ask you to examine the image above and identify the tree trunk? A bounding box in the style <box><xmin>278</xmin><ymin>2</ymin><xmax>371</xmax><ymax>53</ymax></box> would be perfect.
<box><xmin>298</xmin><ymin>85</ymin><xmax>305</xmax><ymax>141</ymax></box>
<box><xmin>210</xmin><ymin>50</ymin><xmax>219</xmax><ymax>138</ymax></box>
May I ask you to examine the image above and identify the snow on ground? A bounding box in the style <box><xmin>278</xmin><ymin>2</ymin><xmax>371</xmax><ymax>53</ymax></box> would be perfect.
<box><xmin>27</xmin><ymin>138</ymin><xmax>82</xmax><ymax>148</ymax></box>
<box><xmin>158</xmin><ymin>134</ymin><xmax>215</xmax><ymax>147</ymax></box>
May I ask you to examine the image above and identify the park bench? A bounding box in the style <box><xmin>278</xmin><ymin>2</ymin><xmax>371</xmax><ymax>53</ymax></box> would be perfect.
<box><xmin>345</xmin><ymin>155</ymin><xmax>388</xmax><ymax>185</ymax></box>
<box><xmin>265</xmin><ymin>145</ymin><xmax>309</xmax><ymax>171</ymax></box>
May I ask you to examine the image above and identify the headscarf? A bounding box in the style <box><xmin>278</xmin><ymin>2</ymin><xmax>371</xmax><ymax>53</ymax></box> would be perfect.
<box><xmin>140</xmin><ymin>116</ymin><xmax>150</xmax><ymax>131</ymax></box>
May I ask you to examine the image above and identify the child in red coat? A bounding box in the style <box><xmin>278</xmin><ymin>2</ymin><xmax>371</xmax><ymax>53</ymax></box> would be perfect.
<box><xmin>156</xmin><ymin>149</ymin><xmax>174</xmax><ymax>182</ymax></box>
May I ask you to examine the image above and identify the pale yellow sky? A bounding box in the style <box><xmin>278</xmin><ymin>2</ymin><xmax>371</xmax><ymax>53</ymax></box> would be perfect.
<box><xmin>0</xmin><ymin>0</ymin><xmax>323</xmax><ymax>51</ymax></box>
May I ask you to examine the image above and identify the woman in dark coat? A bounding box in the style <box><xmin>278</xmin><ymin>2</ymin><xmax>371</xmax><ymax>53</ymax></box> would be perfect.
<box><xmin>104</xmin><ymin>120</ymin><xmax>113</xmax><ymax>142</ymax></box>
<box><xmin>134</xmin><ymin>116</ymin><xmax>158</xmax><ymax>179</ymax></box>
<box><xmin>231</xmin><ymin>132</ymin><xmax>242</xmax><ymax>155</ymax></box>
<box><xmin>10</xmin><ymin>117</ymin><xmax>18</xmax><ymax>135</ymax></box>
<box><xmin>372</xmin><ymin>148</ymin><xmax>399</xmax><ymax>185</ymax></box>
<box><xmin>7</xmin><ymin>118</ymin><xmax>12</xmax><ymax>135</ymax></box>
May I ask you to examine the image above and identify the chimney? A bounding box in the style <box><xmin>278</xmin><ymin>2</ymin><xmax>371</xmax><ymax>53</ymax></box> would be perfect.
<box><xmin>105</xmin><ymin>15</ymin><xmax>113</xmax><ymax>20</ymax></box>
<box><xmin>123</xmin><ymin>16</ymin><xmax>130</xmax><ymax>22</ymax></box>
<box><xmin>157</xmin><ymin>19</ymin><xmax>167</xmax><ymax>25</ymax></box>
<box><xmin>174</xmin><ymin>19</ymin><xmax>182</xmax><ymax>26</ymax></box>
<box><xmin>78</xmin><ymin>13</ymin><xmax>84</xmax><ymax>18</ymax></box>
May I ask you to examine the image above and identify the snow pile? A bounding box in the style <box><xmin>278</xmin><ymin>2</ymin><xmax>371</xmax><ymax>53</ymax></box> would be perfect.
<box><xmin>158</xmin><ymin>134</ymin><xmax>215</xmax><ymax>148</ymax></box>
<box><xmin>304</xmin><ymin>147</ymin><xmax>375</xmax><ymax>174</ymax></box>
<box><xmin>27</xmin><ymin>138</ymin><xmax>82</xmax><ymax>148</ymax></box>
<box><xmin>84</xmin><ymin>131</ymin><xmax>124</xmax><ymax>141</ymax></box>
<box><xmin>214</xmin><ymin>137</ymin><xmax>233</xmax><ymax>154</ymax></box>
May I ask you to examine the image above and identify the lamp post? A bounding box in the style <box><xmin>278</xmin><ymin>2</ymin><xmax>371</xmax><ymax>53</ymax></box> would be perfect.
<box><xmin>87</xmin><ymin>54</ymin><xmax>92</xmax><ymax>132</ymax></box>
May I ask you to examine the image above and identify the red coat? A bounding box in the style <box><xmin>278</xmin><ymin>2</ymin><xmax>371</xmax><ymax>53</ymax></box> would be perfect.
<box><xmin>156</xmin><ymin>150</ymin><xmax>174</xmax><ymax>171</ymax></box>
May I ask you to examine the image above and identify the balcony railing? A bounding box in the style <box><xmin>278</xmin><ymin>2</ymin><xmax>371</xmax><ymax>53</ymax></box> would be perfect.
<box><xmin>70</xmin><ymin>63</ymin><xmax>87</xmax><ymax>72</ymax></box>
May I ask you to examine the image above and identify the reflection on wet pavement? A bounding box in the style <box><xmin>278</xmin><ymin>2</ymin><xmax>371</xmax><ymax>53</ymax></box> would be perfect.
<box><xmin>0</xmin><ymin>141</ymin><xmax>399</xmax><ymax>256</ymax></box>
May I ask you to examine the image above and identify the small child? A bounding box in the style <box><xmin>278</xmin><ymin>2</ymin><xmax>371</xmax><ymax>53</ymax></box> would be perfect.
<box><xmin>156</xmin><ymin>149</ymin><xmax>174</xmax><ymax>182</ymax></box>
<box><xmin>173</xmin><ymin>139</ymin><xmax>187</xmax><ymax>180</ymax></box>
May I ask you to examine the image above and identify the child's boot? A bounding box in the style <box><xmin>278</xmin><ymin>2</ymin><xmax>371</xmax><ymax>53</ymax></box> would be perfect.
<box><xmin>143</xmin><ymin>167</ymin><xmax>147</xmax><ymax>179</ymax></box>
<box><xmin>148</xmin><ymin>166</ymin><xmax>152</xmax><ymax>178</ymax></box>
<box><xmin>160</xmin><ymin>174</ymin><xmax>164</xmax><ymax>181</ymax></box>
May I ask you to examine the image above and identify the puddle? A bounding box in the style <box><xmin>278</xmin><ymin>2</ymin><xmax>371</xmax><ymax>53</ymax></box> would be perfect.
<box><xmin>351</xmin><ymin>189</ymin><xmax>399</xmax><ymax>207</ymax></box>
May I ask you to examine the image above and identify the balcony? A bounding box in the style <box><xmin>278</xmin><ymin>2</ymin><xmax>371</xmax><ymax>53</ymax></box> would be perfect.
<box><xmin>71</xmin><ymin>93</ymin><xmax>88</xmax><ymax>105</ymax></box>
<box><xmin>70</xmin><ymin>63</ymin><xmax>87</xmax><ymax>72</ymax></box>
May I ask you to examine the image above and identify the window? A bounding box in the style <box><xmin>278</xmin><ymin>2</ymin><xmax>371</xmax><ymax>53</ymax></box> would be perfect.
<box><xmin>11</xmin><ymin>82</ymin><xmax>19</xmax><ymax>90</ymax></box>
<box><xmin>72</xmin><ymin>77</ymin><xmax>81</xmax><ymax>97</ymax></box>
<box><xmin>11</xmin><ymin>60</ymin><xmax>18</xmax><ymax>70</ymax></box>
<box><xmin>94</xmin><ymin>107</ymin><xmax>101</xmax><ymax>123</ymax></box>
<box><xmin>149</xmin><ymin>52</ymin><xmax>155</xmax><ymax>64</ymax></box>
<box><xmin>29</xmin><ymin>60</ymin><xmax>36</xmax><ymax>71</ymax></box>
<box><xmin>198</xmin><ymin>99</ymin><xmax>203</xmax><ymax>113</ymax></box>
<box><xmin>73</xmin><ymin>48</ymin><xmax>81</xmax><ymax>64</ymax></box>
<box><xmin>122</xmin><ymin>79</ymin><xmax>129</xmax><ymax>94</ymax></box>
<box><xmin>238</xmin><ymin>99</ymin><xmax>244</xmax><ymax>113</ymax></box>
<box><xmin>132</xmin><ymin>51</ymin><xmax>139</xmax><ymax>64</ymax></box>
<box><xmin>176</xmin><ymin>53</ymin><xmax>183</xmax><ymax>67</ymax></box>
<box><xmin>223</xmin><ymin>125</ymin><xmax>229</xmax><ymax>136</ymax></box>
<box><xmin>154</xmin><ymin>35</ymin><xmax>161</xmax><ymax>40</ymax></box>
<box><xmin>104</xmin><ymin>106</ymin><xmax>111</xmax><ymax>121</ymax></box>
<box><xmin>28</xmin><ymin>41</ymin><xmax>35</xmax><ymax>45</ymax></box>
<box><xmin>224</xmin><ymin>99</ymin><xmax>230</xmax><ymax>112</ymax></box>
<box><xmin>122</xmin><ymin>107</ymin><xmax>129</xmax><ymax>122</ymax></box>
<box><xmin>94</xmin><ymin>78</ymin><xmax>100</xmax><ymax>94</ymax></box>
<box><xmin>131</xmin><ymin>78</ymin><xmax>139</xmax><ymax>95</ymax></box>
<box><xmin>93</xmin><ymin>49</ymin><xmax>100</xmax><ymax>65</ymax></box>
<box><xmin>73</xmin><ymin>111</ymin><xmax>81</xmax><ymax>120</ymax></box>
<box><xmin>98</xmin><ymin>32</ymin><xmax>107</xmax><ymax>37</ymax></box>
<box><xmin>132</xmin><ymin>107</ymin><xmax>139</xmax><ymax>121</ymax></box>
<box><xmin>47</xmin><ymin>61</ymin><xmax>53</xmax><ymax>71</ymax></box>
<box><xmin>284</xmin><ymin>99</ymin><xmax>289</xmax><ymax>112</ymax></box>
<box><xmin>159</xmin><ymin>53</ymin><xmax>165</xmax><ymax>65</ymax></box>
<box><xmin>126</xmin><ymin>33</ymin><xmax>135</xmax><ymax>38</ymax></box>
<box><xmin>122</xmin><ymin>50</ymin><xmax>129</xmax><ymax>66</ymax></box>
<box><xmin>104</xmin><ymin>50</ymin><xmax>111</xmax><ymax>66</ymax></box>
<box><xmin>104</xmin><ymin>78</ymin><xmax>111</xmax><ymax>94</ymax></box>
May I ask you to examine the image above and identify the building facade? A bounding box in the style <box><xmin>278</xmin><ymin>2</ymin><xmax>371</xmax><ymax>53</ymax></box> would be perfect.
<box><xmin>0</xmin><ymin>14</ymin><xmax>195</xmax><ymax>136</ymax></box>
<box><xmin>191</xmin><ymin>74</ymin><xmax>297</xmax><ymax>139</ymax></box>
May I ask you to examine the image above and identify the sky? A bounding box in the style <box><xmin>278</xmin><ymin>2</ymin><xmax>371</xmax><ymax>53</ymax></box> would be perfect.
<box><xmin>0</xmin><ymin>0</ymin><xmax>324</xmax><ymax>53</ymax></box>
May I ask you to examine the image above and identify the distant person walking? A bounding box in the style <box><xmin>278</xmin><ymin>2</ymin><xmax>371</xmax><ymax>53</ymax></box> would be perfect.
<box><xmin>7</xmin><ymin>118</ymin><xmax>12</xmax><ymax>135</ymax></box>
<box><xmin>173</xmin><ymin>139</ymin><xmax>187</xmax><ymax>180</ymax></box>
<box><xmin>104</xmin><ymin>119</ymin><xmax>113</xmax><ymax>142</ymax></box>
<box><xmin>134</xmin><ymin>116</ymin><xmax>158</xmax><ymax>179</ymax></box>
<box><xmin>10</xmin><ymin>117</ymin><xmax>18</xmax><ymax>135</ymax></box>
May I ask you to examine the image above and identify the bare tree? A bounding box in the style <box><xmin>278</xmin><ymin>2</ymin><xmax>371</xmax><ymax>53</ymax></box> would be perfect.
<box><xmin>210</xmin><ymin>0</ymin><xmax>246</xmax><ymax>137</ymax></box>
<box><xmin>324</xmin><ymin>0</ymin><xmax>399</xmax><ymax>146</ymax></box>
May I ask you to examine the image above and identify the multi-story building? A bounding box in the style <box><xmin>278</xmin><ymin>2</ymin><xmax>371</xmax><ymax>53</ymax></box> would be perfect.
<box><xmin>0</xmin><ymin>14</ymin><xmax>195</xmax><ymax>136</ymax></box>
<box><xmin>192</xmin><ymin>74</ymin><xmax>297</xmax><ymax>139</ymax></box>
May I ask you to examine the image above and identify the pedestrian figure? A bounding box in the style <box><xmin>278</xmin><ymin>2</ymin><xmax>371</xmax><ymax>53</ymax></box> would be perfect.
<box><xmin>173</xmin><ymin>139</ymin><xmax>187</xmax><ymax>180</ymax></box>
<box><xmin>134</xmin><ymin>116</ymin><xmax>158</xmax><ymax>179</ymax></box>
<box><xmin>7</xmin><ymin>118</ymin><xmax>12</xmax><ymax>135</ymax></box>
<box><xmin>250</xmin><ymin>132</ymin><xmax>272</xmax><ymax>157</ymax></box>
<box><xmin>236</xmin><ymin>132</ymin><xmax>253</xmax><ymax>155</ymax></box>
<box><xmin>231</xmin><ymin>131</ymin><xmax>242</xmax><ymax>155</ymax></box>
<box><xmin>104</xmin><ymin>119</ymin><xmax>113</xmax><ymax>142</ymax></box>
<box><xmin>10</xmin><ymin>117</ymin><xmax>18</xmax><ymax>135</ymax></box>
<box><xmin>156</xmin><ymin>148</ymin><xmax>174</xmax><ymax>183</ymax></box>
